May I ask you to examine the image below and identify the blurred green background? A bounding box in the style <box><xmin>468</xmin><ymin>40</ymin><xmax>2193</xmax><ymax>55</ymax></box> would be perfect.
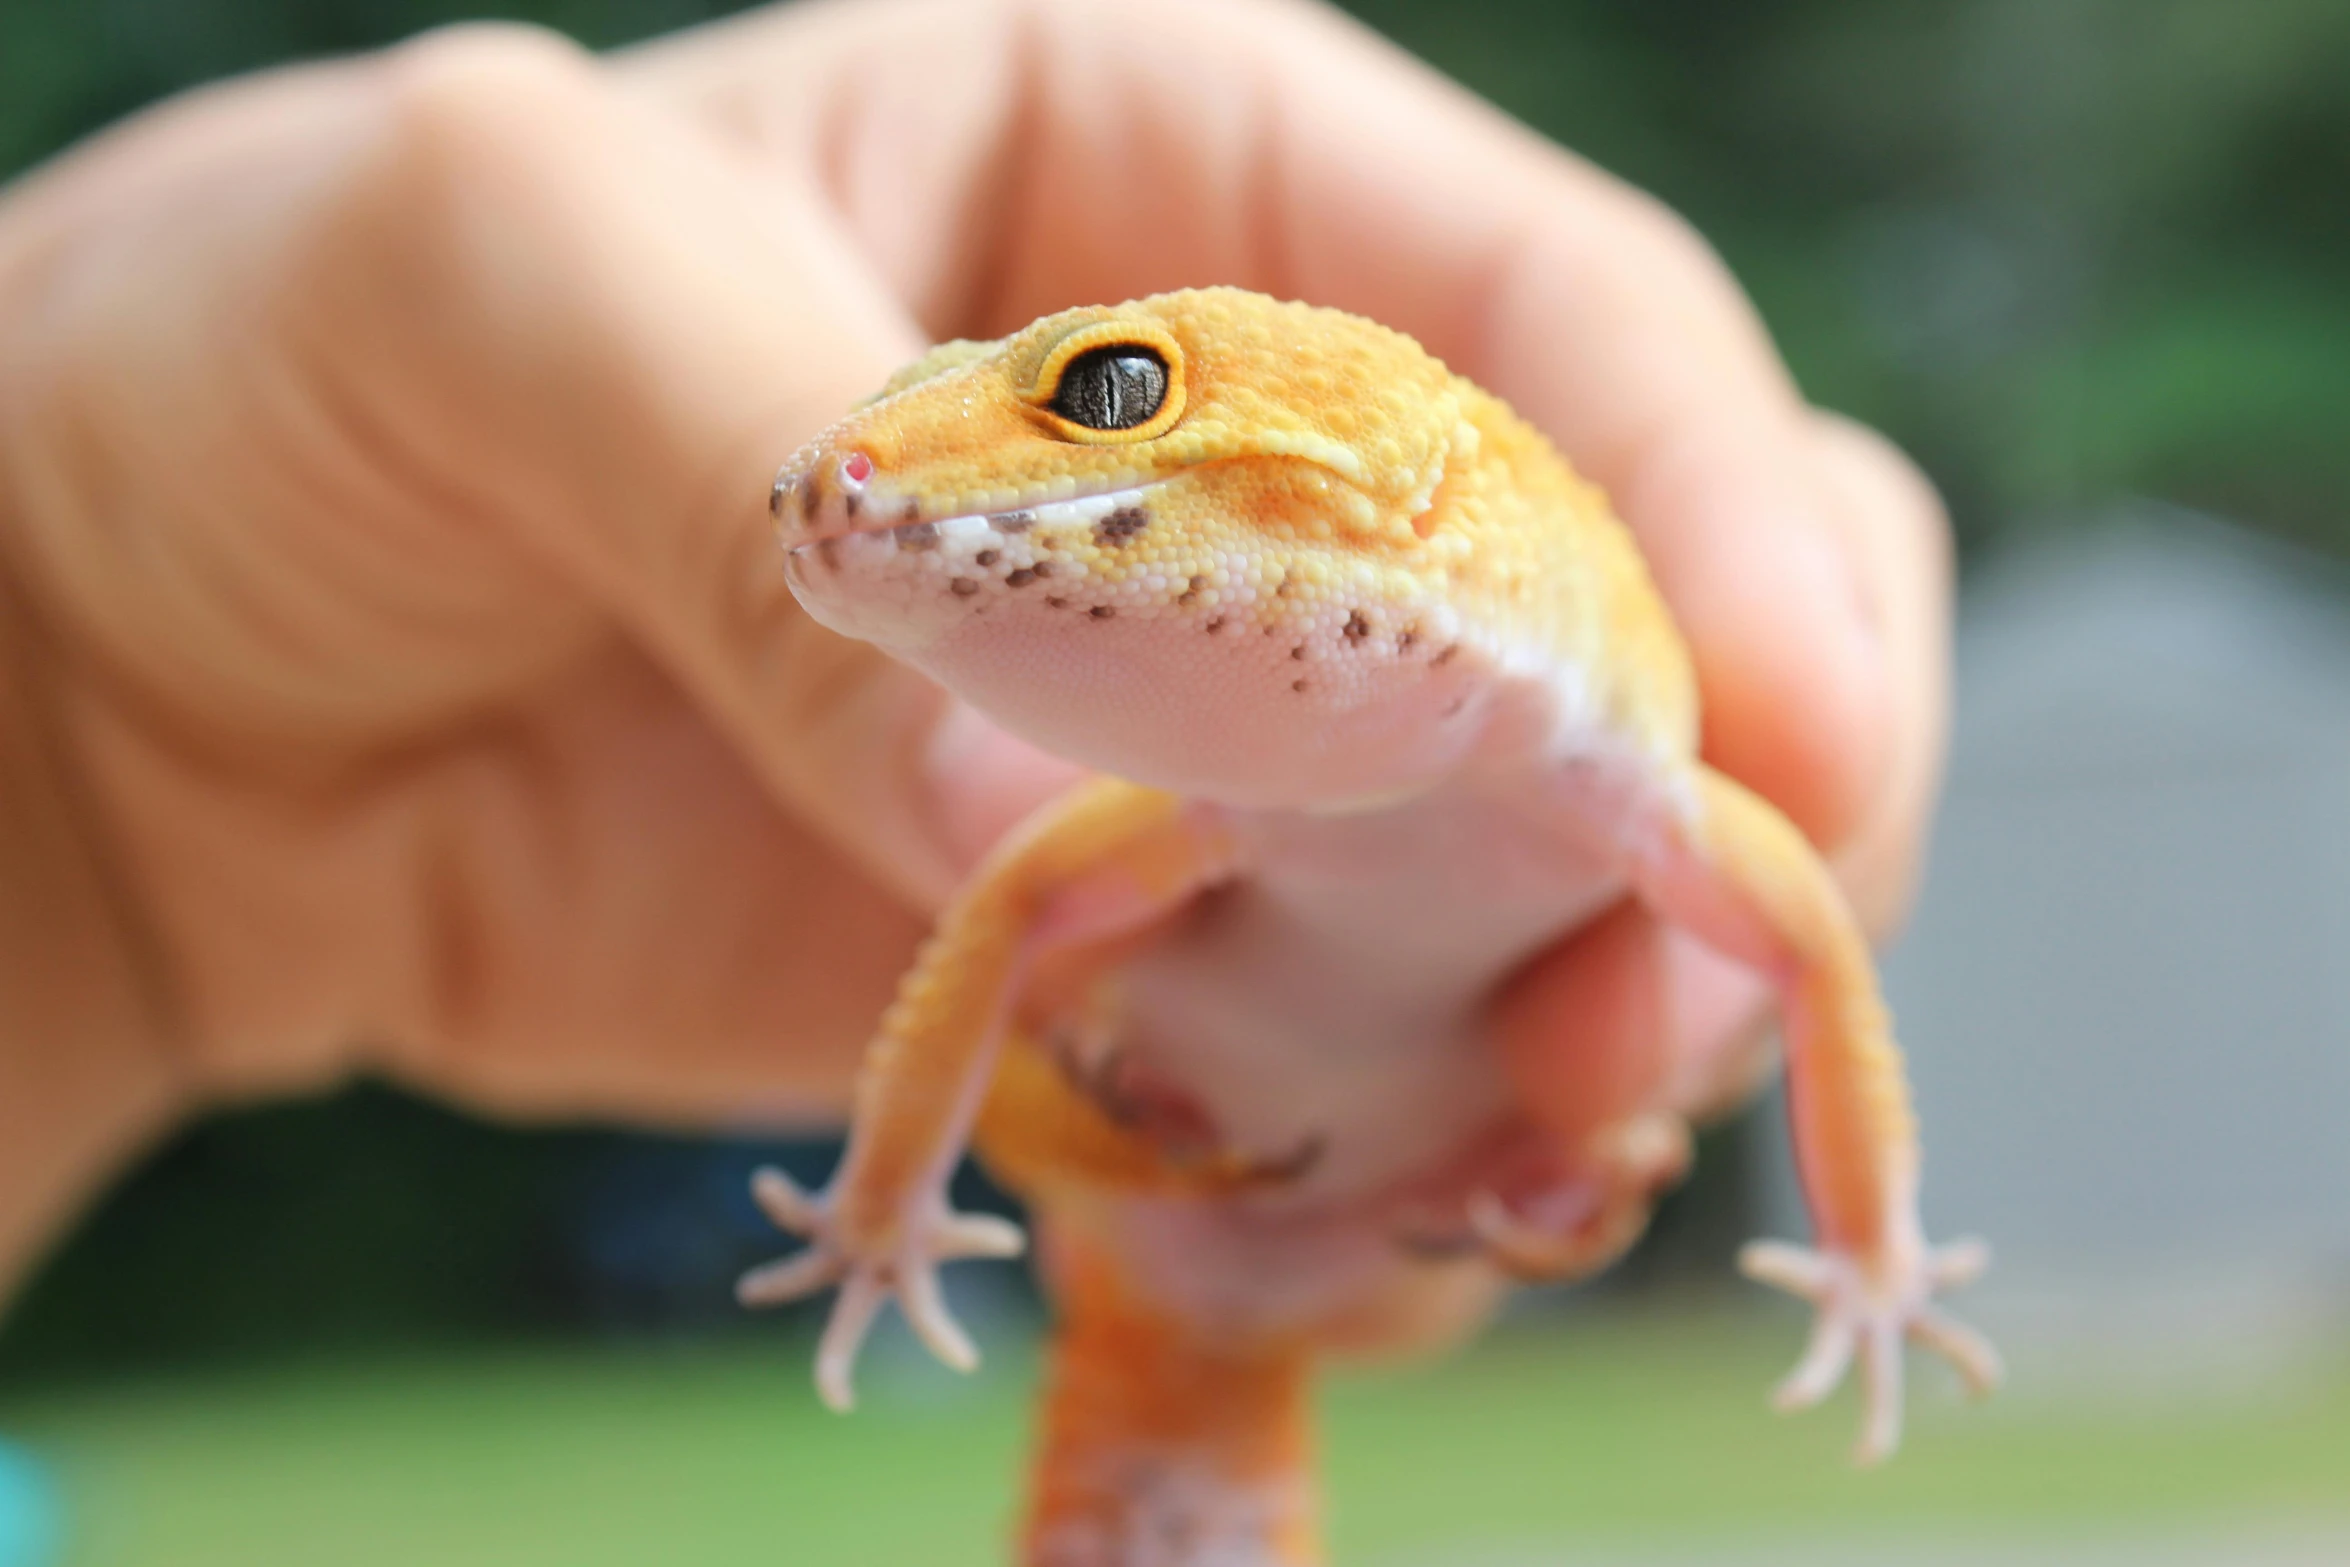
<box><xmin>2</xmin><ymin>1</ymin><xmax>2347</xmax><ymax>1563</ymax></box>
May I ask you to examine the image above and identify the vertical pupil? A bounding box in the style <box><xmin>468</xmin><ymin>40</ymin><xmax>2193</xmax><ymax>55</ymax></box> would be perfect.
<box><xmin>1056</xmin><ymin>347</ymin><xmax>1167</xmax><ymax>430</ymax></box>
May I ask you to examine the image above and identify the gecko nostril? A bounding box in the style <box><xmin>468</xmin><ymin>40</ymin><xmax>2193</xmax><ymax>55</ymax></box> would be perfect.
<box><xmin>841</xmin><ymin>451</ymin><xmax>875</xmax><ymax>488</ymax></box>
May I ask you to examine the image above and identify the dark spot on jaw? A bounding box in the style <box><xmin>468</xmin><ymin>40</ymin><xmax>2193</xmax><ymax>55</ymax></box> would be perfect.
<box><xmin>1046</xmin><ymin>596</ymin><xmax>1069</xmax><ymax>608</ymax></box>
<box><xmin>1343</xmin><ymin>610</ymin><xmax>1370</xmax><ymax>643</ymax></box>
<box><xmin>842</xmin><ymin>491</ymin><xmax>862</xmax><ymax>521</ymax></box>
<box><xmin>1206</xmin><ymin>616</ymin><xmax>1227</xmax><ymax>634</ymax></box>
<box><xmin>1290</xmin><ymin>643</ymin><xmax>1307</xmax><ymax>662</ymax></box>
<box><xmin>1433</xmin><ymin>643</ymin><xmax>1460</xmax><ymax>666</ymax></box>
<box><xmin>1006</xmin><ymin>567</ymin><xmax>1038</xmax><ymax>588</ymax></box>
<box><xmin>800</xmin><ymin>467</ymin><xmax>827</xmax><ymax>518</ymax></box>
<box><xmin>816</xmin><ymin>537</ymin><xmax>841</xmax><ymax>572</ymax></box>
<box><xmin>1178</xmin><ymin>575</ymin><xmax>1204</xmax><ymax>605</ymax></box>
<box><xmin>1398</xmin><ymin>625</ymin><xmax>1420</xmax><ymax>653</ymax></box>
<box><xmin>769</xmin><ymin>472</ymin><xmax>791</xmax><ymax>522</ymax></box>
<box><xmin>950</xmin><ymin>578</ymin><xmax>979</xmax><ymax>597</ymax></box>
<box><xmin>1292</xmin><ymin>678</ymin><xmax>1309</xmax><ymax>693</ymax></box>
<box><xmin>975</xmin><ymin>549</ymin><xmax>1000</xmax><ymax>568</ymax></box>
<box><xmin>1089</xmin><ymin>605</ymin><xmax>1116</xmax><ymax>620</ymax></box>
<box><xmin>901</xmin><ymin>501</ymin><xmax>922</xmax><ymax>525</ymax></box>
<box><xmin>995</xmin><ymin>511</ymin><xmax>1034</xmax><ymax>533</ymax></box>
<box><xmin>1442</xmin><ymin>695</ymin><xmax>1468</xmax><ymax>717</ymax></box>
<box><xmin>897</xmin><ymin>521</ymin><xmax>940</xmax><ymax>552</ymax></box>
<box><xmin>1095</xmin><ymin>505</ymin><xmax>1150</xmax><ymax>548</ymax></box>
<box><xmin>1275</xmin><ymin>572</ymin><xmax>1293</xmax><ymax>599</ymax></box>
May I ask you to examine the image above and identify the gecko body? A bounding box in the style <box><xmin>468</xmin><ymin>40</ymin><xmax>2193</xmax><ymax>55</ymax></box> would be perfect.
<box><xmin>746</xmin><ymin>289</ymin><xmax>1996</xmax><ymax>1566</ymax></box>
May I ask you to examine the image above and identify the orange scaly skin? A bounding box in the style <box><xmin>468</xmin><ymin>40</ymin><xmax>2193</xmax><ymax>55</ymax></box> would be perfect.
<box><xmin>741</xmin><ymin>289</ymin><xmax>1999</xmax><ymax>1565</ymax></box>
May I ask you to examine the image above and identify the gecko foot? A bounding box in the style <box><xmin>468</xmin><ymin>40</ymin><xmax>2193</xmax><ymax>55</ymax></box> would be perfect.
<box><xmin>1051</xmin><ymin>1030</ymin><xmax>1325</xmax><ymax>1191</ymax></box>
<box><xmin>736</xmin><ymin>1166</ymin><xmax>1026</xmax><ymax>1413</ymax></box>
<box><xmin>1461</xmin><ymin>1114</ymin><xmax>1692</xmax><ymax>1281</ymax></box>
<box><xmin>1738</xmin><ymin>1233</ymin><xmax>2002</xmax><ymax>1465</ymax></box>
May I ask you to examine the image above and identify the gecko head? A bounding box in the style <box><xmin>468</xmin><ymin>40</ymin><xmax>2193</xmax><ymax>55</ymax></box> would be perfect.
<box><xmin>772</xmin><ymin>288</ymin><xmax>1500</xmax><ymax>809</ymax></box>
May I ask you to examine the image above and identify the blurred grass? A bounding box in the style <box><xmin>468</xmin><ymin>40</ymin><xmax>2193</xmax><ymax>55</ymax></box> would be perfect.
<box><xmin>8</xmin><ymin>1314</ymin><xmax>2345</xmax><ymax>1566</ymax></box>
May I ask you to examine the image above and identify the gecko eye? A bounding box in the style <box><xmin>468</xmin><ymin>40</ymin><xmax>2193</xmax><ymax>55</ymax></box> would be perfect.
<box><xmin>1050</xmin><ymin>346</ymin><xmax>1169</xmax><ymax>431</ymax></box>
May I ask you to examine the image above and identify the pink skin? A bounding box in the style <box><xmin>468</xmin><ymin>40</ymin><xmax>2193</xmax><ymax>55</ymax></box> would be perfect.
<box><xmin>778</xmin><ymin>450</ymin><xmax>1528</xmax><ymax>811</ymax></box>
<box><xmin>780</xmin><ymin>444</ymin><xmax>1713</xmax><ymax>1339</ymax></box>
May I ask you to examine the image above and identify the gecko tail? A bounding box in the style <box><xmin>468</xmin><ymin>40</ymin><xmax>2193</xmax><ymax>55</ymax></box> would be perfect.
<box><xmin>1022</xmin><ymin>1232</ymin><xmax>1320</xmax><ymax>1567</ymax></box>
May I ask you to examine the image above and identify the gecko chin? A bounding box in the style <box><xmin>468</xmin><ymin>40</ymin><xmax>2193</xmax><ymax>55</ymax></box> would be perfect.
<box><xmin>783</xmin><ymin>486</ymin><xmax>1501</xmax><ymax>812</ymax></box>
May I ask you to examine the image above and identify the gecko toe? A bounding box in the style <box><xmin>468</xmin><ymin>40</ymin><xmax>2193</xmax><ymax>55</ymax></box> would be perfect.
<box><xmin>900</xmin><ymin>1262</ymin><xmax>980</xmax><ymax>1372</ymax></box>
<box><xmin>814</xmin><ymin>1274</ymin><xmax>888</xmax><ymax>1414</ymax></box>
<box><xmin>736</xmin><ymin>1247</ymin><xmax>844</xmax><ymax>1308</ymax></box>
<box><xmin>938</xmin><ymin>1212</ymin><xmax>1027</xmax><ymax>1260</ymax></box>
<box><xmin>751</xmin><ymin>1166</ymin><xmax>824</xmax><ymax>1235</ymax></box>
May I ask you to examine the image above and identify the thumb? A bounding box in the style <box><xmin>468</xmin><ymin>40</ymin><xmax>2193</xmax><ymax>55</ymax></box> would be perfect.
<box><xmin>320</xmin><ymin>28</ymin><xmax>1075</xmax><ymax>905</ymax></box>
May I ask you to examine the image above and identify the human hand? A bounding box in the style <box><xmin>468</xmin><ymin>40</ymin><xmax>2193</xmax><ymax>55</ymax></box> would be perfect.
<box><xmin>0</xmin><ymin>0</ymin><xmax>1948</xmax><ymax>1279</ymax></box>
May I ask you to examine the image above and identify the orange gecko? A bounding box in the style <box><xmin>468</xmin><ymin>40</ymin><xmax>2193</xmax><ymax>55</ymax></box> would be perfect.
<box><xmin>744</xmin><ymin>288</ymin><xmax>1998</xmax><ymax>1565</ymax></box>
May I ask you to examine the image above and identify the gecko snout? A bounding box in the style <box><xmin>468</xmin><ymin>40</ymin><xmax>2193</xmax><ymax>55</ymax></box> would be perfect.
<box><xmin>771</xmin><ymin>447</ymin><xmax>887</xmax><ymax>542</ymax></box>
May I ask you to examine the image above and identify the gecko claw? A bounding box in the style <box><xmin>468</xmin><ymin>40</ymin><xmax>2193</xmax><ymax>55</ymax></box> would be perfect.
<box><xmin>1738</xmin><ymin>1234</ymin><xmax>1999</xmax><ymax>1465</ymax></box>
<box><xmin>737</xmin><ymin>1166</ymin><xmax>1028</xmax><ymax>1413</ymax></box>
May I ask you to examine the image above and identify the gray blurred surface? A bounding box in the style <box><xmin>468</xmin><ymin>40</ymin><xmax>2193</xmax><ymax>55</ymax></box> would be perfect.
<box><xmin>1761</xmin><ymin>510</ymin><xmax>2350</xmax><ymax>1363</ymax></box>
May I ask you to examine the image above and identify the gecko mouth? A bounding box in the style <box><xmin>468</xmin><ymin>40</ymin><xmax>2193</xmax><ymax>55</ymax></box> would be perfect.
<box><xmin>786</xmin><ymin>483</ymin><xmax>1164</xmax><ymax>578</ymax></box>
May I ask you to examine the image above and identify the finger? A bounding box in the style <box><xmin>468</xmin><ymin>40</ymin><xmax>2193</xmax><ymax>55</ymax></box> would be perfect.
<box><xmin>361</xmin><ymin>640</ymin><xmax>924</xmax><ymax>1126</ymax></box>
<box><xmin>1</xmin><ymin>23</ymin><xmax>1068</xmax><ymax>1132</ymax></box>
<box><xmin>309</xmin><ymin>28</ymin><xmax>1062</xmax><ymax>910</ymax></box>
<box><xmin>1806</xmin><ymin>412</ymin><xmax>1955</xmax><ymax>936</ymax></box>
<box><xmin>1496</xmin><ymin>898</ymin><xmax>1775</xmax><ymax>1147</ymax></box>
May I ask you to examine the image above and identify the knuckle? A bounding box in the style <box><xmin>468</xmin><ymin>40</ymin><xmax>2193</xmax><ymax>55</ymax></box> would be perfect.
<box><xmin>359</xmin><ymin>22</ymin><xmax>610</xmax><ymax>231</ymax></box>
<box><xmin>379</xmin><ymin>22</ymin><xmax>601</xmax><ymax>139</ymax></box>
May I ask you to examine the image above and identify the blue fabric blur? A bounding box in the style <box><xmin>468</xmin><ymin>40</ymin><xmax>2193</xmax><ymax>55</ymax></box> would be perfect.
<box><xmin>0</xmin><ymin>1442</ymin><xmax>58</xmax><ymax>1567</ymax></box>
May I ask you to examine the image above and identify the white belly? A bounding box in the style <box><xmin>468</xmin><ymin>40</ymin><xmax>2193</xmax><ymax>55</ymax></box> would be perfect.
<box><xmin>1115</xmin><ymin>777</ymin><xmax>1627</xmax><ymax>1203</ymax></box>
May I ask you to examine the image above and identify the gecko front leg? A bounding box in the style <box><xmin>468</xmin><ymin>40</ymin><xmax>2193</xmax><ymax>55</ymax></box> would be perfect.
<box><xmin>1508</xmin><ymin>757</ymin><xmax>1999</xmax><ymax>1461</ymax></box>
<box><xmin>1634</xmin><ymin>765</ymin><xmax>2000</xmax><ymax>1461</ymax></box>
<box><xmin>737</xmin><ymin>776</ymin><xmax>1238</xmax><ymax>1411</ymax></box>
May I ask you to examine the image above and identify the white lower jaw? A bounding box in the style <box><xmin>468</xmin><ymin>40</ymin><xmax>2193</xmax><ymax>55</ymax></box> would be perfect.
<box><xmin>782</xmin><ymin>481</ymin><xmax>1514</xmax><ymax>811</ymax></box>
<box><xmin>783</xmin><ymin>484</ymin><xmax>1159</xmax><ymax>649</ymax></box>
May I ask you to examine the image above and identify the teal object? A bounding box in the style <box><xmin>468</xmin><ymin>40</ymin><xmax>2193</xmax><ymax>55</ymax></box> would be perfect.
<box><xmin>0</xmin><ymin>1442</ymin><xmax>59</xmax><ymax>1567</ymax></box>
